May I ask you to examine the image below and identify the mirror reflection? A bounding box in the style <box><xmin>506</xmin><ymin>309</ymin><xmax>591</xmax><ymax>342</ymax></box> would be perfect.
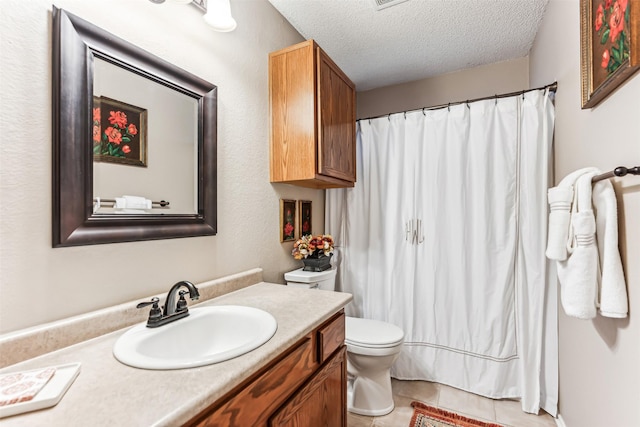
<box><xmin>92</xmin><ymin>58</ymin><xmax>198</xmax><ymax>215</ymax></box>
<box><xmin>52</xmin><ymin>6</ymin><xmax>217</xmax><ymax>247</ymax></box>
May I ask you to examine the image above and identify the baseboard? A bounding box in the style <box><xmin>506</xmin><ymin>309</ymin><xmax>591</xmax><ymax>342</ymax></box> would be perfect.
<box><xmin>555</xmin><ymin>413</ymin><xmax>568</xmax><ymax>427</ymax></box>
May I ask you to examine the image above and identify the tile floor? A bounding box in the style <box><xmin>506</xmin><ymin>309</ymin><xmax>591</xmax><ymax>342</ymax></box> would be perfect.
<box><xmin>347</xmin><ymin>380</ymin><xmax>557</xmax><ymax>427</ymax></box>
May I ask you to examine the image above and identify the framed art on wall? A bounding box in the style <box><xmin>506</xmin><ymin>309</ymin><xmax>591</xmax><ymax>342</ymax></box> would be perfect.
<box><xmin>298</xmin><ymin>200</ymin><xmax>312</xmax><ymax>237</ymax></box>
<box><xmin>280</xmin><ymin>199</ymin><xmax>296</xmax><ymax>242</ymax></box>
<box><xmin>581</xmin><ymin>0</ymin><xmax>640</xmax><ymax>108</ymax></box>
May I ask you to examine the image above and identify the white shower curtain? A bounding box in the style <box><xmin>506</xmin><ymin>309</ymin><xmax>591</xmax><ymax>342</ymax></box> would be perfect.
<box><xmin>326</xmin><ymin>89</ymin><xmax>557</xmax><ymax>415</ymax></box>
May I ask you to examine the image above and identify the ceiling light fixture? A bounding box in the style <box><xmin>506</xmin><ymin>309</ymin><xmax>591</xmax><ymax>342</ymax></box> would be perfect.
<box><xmin>149</xmin><ymin>0</ymin><xmax>236</xmax><ymax>32</ymax></box>
<box><xmin>203</xmin><ymin>0</ymin><xmax>237</xmax><ymax>32</ymax></box>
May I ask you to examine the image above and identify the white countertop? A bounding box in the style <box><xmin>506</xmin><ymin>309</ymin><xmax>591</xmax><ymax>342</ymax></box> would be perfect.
<box><xmin>0</xmin><ymin>283</ymin><xmax>352</xmax><ymax>426</ymax></box>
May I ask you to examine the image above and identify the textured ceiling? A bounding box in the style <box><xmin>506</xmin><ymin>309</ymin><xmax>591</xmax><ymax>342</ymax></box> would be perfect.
<box><xmin>268</xmin><ymin>0</ymin><xmax>549</xmax><ymax>91</ymax></box>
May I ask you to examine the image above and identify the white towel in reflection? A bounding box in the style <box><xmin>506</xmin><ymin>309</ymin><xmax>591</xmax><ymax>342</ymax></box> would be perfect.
<box><xmin>115</xmin><ymin>195</ymin><xmax>152</xmax><ymax>210</ymax></box>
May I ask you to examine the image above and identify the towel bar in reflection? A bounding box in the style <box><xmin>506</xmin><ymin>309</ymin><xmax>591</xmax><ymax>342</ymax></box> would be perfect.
<box><xmin>93</xmin><ymin>198</ymin><xmax>170</xmax><ymax>208</ymax></box>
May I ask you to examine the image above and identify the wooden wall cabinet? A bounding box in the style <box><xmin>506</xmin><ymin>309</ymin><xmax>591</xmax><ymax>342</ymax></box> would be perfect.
<box><xmin>186</xmin><ymin>311</ymin><xmax>347</xmax><ymax>427</ymax></box>
<box><xmin>269</xmin><ymin>40</ymin><xmax>356</xmax><ymax>188</ymax></box>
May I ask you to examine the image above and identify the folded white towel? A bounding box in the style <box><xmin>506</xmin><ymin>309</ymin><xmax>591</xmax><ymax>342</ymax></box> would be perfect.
<box><xmin>593</xmin><ymin>180</ymin><xmax>628</xmax><ymax>318</ymax></box>
<box><xmin>545</xmin><ymin>167</ymin><xmax>598</xmax><ymax>261</ymax></box>
<box><xmin>546</xmin><ymin>186</ymin><xmax>573</xmax><ymax>260</ymax></box>
<box><xmin>556</xmin><ymin>172</ymin><xmax>599</xmax><ymax>319</ymax></box>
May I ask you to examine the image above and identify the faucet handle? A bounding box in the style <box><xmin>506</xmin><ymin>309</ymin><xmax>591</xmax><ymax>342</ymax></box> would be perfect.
<box><xmin>136</xmin><ymin>297</ymin><xmax>163</xmax><ymax>326</ymax></box>
<box><xmin>136</xmin><ymin>297</ymin><xmax>160</xmax><ymax>309</ymax></box>
<box><xmin>176</xmin><ymin>290</ymin><xmax>189</xmax><ymax>313</ymax></box>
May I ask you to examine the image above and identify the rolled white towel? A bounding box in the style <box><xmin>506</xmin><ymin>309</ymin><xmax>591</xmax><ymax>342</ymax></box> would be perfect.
<box><xmin>114</xmin><ymin>196</ymin><xmax>152</xmax><ymax>211</ymax></box>
<box><xmin>593</xmin><ymin>180</ymin><xmax>628</xmax><ymax>318</ymax></box>
<box><xmin>122</xmin><ymin>195</ymin><xmax>152</xmax><ymax>210</ymax></box>
<box><xmin>114</xmin><ymin>197</ymin><xmax>127</xmax><ymax>209</ymax></box>
<box><xmin>546</xmin><ymin>186</ymin><xmax>574</xmax><ymax>260</ymax></box>
<box><xmin>557</xmin><ymin>210</ymin><xmax>598</xmax><ymax>319</ymax></box>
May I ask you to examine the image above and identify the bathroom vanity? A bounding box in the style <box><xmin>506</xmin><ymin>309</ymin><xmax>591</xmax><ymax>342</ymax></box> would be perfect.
<box><xmin>0</xmin><ymin>275</ymin><xmax>352</xmax><ymax>427</ymax></box>
<box><xmin>187</xmin><ymin>311</ymin><xmax>346</xmax><ymax>426</ymax></box>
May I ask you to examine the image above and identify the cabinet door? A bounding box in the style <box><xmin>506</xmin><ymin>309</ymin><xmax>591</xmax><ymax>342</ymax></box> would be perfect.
<box><xmin>189</xmin><ymin>337</ymin><xmax>317</xmax><ymax>427</ymax></box>
<box><xmin>317</xmin><ymin>48</ymin><xmax>356</xmax><ymax>183</ymax></box>
<box><xmin>269</xmin><ymin>41</ymin><xmax>317</xmax><ymax>184</ymax></box>
<box><xmin>269</xmin><ymin>347</ymin><xmax>347</xmax><ymax>427</ymax></box>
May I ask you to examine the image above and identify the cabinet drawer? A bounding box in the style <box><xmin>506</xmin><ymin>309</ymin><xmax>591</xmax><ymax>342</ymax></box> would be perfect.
<box><xmin>317</xmin><ymin>312</ymin><xmax>345</xmax><ymax>363</ymax></box>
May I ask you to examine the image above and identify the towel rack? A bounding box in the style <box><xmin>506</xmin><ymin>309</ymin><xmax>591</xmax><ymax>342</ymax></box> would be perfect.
<box><xmin>591</xmin><ymin>166</ymin><xmax>640</xmax><ymax>183</ymax></box>
<box><xmin>93</xmin><ymin>198</ymin><xmax>171</xmax><ymax>207</ymax></box>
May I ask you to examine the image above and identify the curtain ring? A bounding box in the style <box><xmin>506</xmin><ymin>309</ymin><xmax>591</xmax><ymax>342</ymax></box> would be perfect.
<box><xmin>447</xmin><ymin>103</ymin><xmax>450</xmax><ymax>112</ymax></box>
<box><xmin>466</xmin><ymin>100</ymin><xmax>470</xmax><ymax>110</ymax></box>
<box><xmin>494</xmin><ymin>95</ymin><xmax>498</xmax><ymax>106</ymax></box>
<box><xmin>521</xmin><ymin>90</ymin><xmax>525</xmax><ymax>100</ymax></box>
<box><xmin>422</xmin><ymin>108</ymin><xmax>426</xmax><ymax>116</ymax></box>
<box><xmin>368</xmin><ymin>119</ymin><xmax>371</xmax><ymax>125</ymax></box>
<box><xmin>388</xmin><ymin>114</ymin><xmax>391</xmax><ymax>121</ymax></box>
<box><xmin>404</xmin><ymin>112</ymin><xmax>407</xmax><ymax>119</ymax></box>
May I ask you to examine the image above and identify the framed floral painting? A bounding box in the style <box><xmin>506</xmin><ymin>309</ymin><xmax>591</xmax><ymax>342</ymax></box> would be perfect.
<box><xmin>581</xmin><ymin>0</ymin><xmax>640</xmax><ymax>108</ymax></box>
<box><xmin>93</xmin><ymin>96</ymin><xmax>148</xmax><ymax>166</ymax></box>
<box><xmin>280</xmin><ymin>199</ymin><xmax>296</xmax><ymax>242</ymax></box>
<box><xmin>298</xmin><ymin>200</ymin><xmax>312</xmax><ymax>237</ymax></box>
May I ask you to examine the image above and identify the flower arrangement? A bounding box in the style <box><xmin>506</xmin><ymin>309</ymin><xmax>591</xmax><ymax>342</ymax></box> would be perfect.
<box><xmin>594</xmin><ymin>0</ymin><xmax>630</xmax><ymax>75</ymax></box>
<box><xmin>292</xmin><ymin>234</ymin><xmax>334</xmax><ymax>260</ymax></box>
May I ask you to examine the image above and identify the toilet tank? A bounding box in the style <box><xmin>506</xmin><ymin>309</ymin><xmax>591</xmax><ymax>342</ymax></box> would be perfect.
<box><xmin>284</xmin><ymin>266</ymin><xmax>337</xmax><ymax>291</ymax></box>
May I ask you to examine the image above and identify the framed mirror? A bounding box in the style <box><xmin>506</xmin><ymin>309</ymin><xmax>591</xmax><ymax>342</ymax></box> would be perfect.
<box><xmin>52</xmin><ymin>7</ymin><xmax>217</xmax><ymax>247</ymax></box>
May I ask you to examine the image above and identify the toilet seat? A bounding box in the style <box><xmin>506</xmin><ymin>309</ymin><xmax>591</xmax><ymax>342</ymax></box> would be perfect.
<box><xmin>345</xmin><ymin>317</ymin><xmax>404</xmax><ymax>356</ymax></box>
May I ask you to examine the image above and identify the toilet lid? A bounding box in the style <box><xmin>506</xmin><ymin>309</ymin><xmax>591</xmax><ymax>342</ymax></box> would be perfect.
<box><xmin>284</xmin><ymin>266</ymin><xmax>336</xmax><ymax>283</ymax></box>
<box><xmin>345</xmin><ymin>316</ymin><xmax>404</xmax><ymax>348</ymax></box>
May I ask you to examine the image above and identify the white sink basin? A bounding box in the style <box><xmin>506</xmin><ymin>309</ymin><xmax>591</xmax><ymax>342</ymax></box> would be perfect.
<box><xmin>113</xmin><ymin>305</ymin><xmax>277</xmax><ymax>370</ymax></box>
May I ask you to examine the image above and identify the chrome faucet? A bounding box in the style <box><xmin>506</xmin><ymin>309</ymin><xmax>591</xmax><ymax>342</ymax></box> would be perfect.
<box><xmin>136</xmin><ymin>280</ymin><xmax>200</xmax><ymax>328</ymax></box>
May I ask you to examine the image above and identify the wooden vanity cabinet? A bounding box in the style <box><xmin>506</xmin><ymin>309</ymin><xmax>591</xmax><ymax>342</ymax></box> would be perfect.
<box><xmin>185</xmin><ymin>311</ymin><xmax>346</xmax><ymax>427</ymax></box>
<box><xmin>269</xmin><ymin>40</ymin><xmax>356</xmax><ymax>188</ymax></box>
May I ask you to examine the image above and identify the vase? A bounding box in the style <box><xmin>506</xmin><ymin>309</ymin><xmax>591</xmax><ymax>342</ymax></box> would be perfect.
<box><xmin>302</xmin><ymin>254</ymin><xmax>332</xmax><ymax>272</ymax></box>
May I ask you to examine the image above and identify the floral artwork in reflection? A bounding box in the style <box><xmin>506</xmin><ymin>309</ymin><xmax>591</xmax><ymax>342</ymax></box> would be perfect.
<box><xmin>93</xmin><ymin>96</ymin><xmax>147</xmax><ymax>167</ymax></box>
<box><xmin>594</xmin><ymin>0</ymin><xmax>631</xmax><ymax>81</ymax></box>
<box><xmin>292</xmin><ymin>234</ymin><xmax>334</xmax><ymax>260</ymax></box>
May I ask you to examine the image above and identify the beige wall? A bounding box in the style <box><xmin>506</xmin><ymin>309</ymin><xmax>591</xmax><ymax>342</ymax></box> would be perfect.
<box><xmin>0</xmin><ymin>0</ymin><xmax>321</xmax><ymax>333</ymax></box>
<box><xmin>356</xmin><ymin>57</ymin><xmax>529</xmax><ymax>119</ymax></box>
<box><xmin>530</xmin><ymin>1</ymin><xmax>640</xmax><ymax>426</ymax></box>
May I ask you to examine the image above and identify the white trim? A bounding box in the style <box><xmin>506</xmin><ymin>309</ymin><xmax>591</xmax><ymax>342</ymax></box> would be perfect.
<box><xmin>555</xmin><ymin>413</ymin><xmax>568</xmax><ymax>427</ymax></box>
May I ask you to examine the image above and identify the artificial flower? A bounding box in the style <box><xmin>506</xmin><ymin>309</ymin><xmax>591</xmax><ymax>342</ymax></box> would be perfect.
<box><xmin>292</xmin><ymin>234</ymin><xmax>334</xmax><ymax>259</ymax></box>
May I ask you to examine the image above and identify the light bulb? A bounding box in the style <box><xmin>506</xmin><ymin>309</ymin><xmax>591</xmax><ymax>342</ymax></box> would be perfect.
<box><xmin>203</xmin><ymin>0</ymin><xmax>237</xmax><ymax>32</ymax></box>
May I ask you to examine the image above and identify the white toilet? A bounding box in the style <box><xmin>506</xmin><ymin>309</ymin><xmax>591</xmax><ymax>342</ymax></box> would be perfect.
<box><xmin>284</xmin><ymin>266</ymin><xmax>404</xmax><ymax>416</ymax></box>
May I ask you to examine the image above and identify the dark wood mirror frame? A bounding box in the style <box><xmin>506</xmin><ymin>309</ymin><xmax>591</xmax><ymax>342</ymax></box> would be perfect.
<box><xmin>52</xmin><ymin>7</ymin><xmax>217</xmax><ymax>247</ymax></box>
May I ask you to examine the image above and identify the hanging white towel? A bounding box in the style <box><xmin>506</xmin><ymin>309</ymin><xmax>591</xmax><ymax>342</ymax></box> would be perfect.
<box><xmin>547</xmin><ymin>168</ymin><xmax>629</xmax><ymax>319</ymax></box>
<box><xmin>592</xmin><ymin>180</ymin><xmax>628</xmax><ymax>318</ymax></box>
<box><xmin>556</xmin><ymin>172</ymin><xmax>599</xmax><ymax>319</ymax></box>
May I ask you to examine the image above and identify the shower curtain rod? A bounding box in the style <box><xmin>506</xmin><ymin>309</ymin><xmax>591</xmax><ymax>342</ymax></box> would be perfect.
<box><xmin>358</xmin><ymin>82</ymin><xmax>558</xmax><ymax>122</ymax></box>
<box><xmin>591</xmin><ymin>166</ymin><xmax>640</xmax><ymax>182</ymax></box>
